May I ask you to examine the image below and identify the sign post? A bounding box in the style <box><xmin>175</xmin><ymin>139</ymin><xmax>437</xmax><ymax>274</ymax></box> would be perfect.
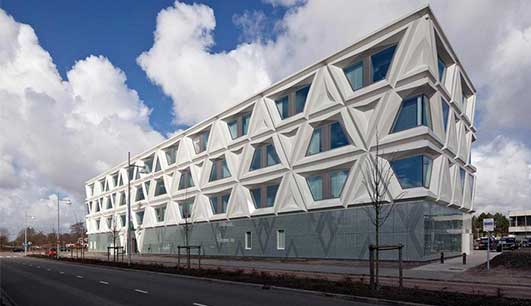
<box><xmin>483</xmin><ymin>218</ymin><xmax>495</xmax><ymax>271</ymax></box>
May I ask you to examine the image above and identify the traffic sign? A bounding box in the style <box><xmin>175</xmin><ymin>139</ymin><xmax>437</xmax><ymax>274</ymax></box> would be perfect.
<box><xmin>483</xmin><ymin>218</ymin><xmax>495</xmax><ymax>232</ymax></box>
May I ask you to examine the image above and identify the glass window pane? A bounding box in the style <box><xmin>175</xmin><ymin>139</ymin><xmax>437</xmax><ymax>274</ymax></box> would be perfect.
<box><xmin>203</xmin><ymin>131</ymin><xmax>209</xmax><ymax>151</ymax></box>
<box><xmin>307</xmin><ymin>128</ymin><xmax>321</xmax><ymax>155</ymax></box>
<box><xmin>422</xmin><ymin>156</ymin><xmax>433</xmax><ymax>188</ymax></box>
<box><xmin>391</xmin><ymin>155</ymin><xmax>423</xmax><ymax>189</ymax></box>
<box><xmin>295</xmin><ymin>85</ymin><xmax>310</xmax><ymax>114</ymax></box>
<box><xmin>221</xmin><ymin>159</ymin><xmax>231</xmax><ymax>178</ymax></box>
<box><xmin>344</xmin><ymin>61</ymin><xmax>363</xmax><ymax>91</ymax></box>
<box><xmin>228</xmin><ymin>119</ymin><xmax>238</xmax><ymax>139</ymax></box>
<box><xmin>391</xmin><ymin>97</ymin><xmax>418</xmax><ymax>133</ymax></box>
<box><xmin>459</xmin><ymin>168</ymin><xmax>466</xmax><ymax>191</ymax></box>
<box><xmin>180</xmin><ymin>200</ymin><xmax>193</xmax><ymax>218</ymax></box>
<box><xmin>468</xmin><ymin>174</ymin><xmax>474</xmax><ymax>198</ymax></box>
<box><xmin>155</xmin><ymin>179</ymin><xmax>166</xmax><ymax>196</ymax></box>
<box><xmin>250</xmin><ymin>188</ymin><xmax>261</xmax><ymax>208</ymax></box>
<box><xmin>266</xmin><ymin>184</ymin><xmax>279</xmax><ymax>207</ymax></box>
<box><xmin>277</xmin><ymin>230</ymin><xmax>285</xmax><ymax>250</ymax></box>
<box><xmin>210</xmin><ymin>197</ymin><xmax>219</xmax><ymax>214</ymax></box>
<box><xmin>266</xmin><ymin>144</ymin><xmax>280</xmax><ymax>166</ymax></box>
<box><xmin>209</xmin><ymin>161</ymin><xmax>218</xmax><ymax>181</ymax></box>
<box><xmin>242</xmin><ymin>113</ymin><xmax>251</xmax><ymax>136</ymax></box>
<box><xmin>330</xmin><ymin>122</ymin><xmax>349</xmax><ymax>149</ymax></box>
<box><xmin>421</xmin><ymin>96</ymin><xmax>432</xmax><ymax>129</ymax></box>
<box><xmin>120</xmin><ymin>215</ymin><xmax>126</xmax><ymax>227</ymax></box>
<box><xmin>330</xmin><ymin>170</ymin><xmax>349</xmax><ymax>198</ymax></box>
<box><xmin>250</xmin><ymin>147</ymin><xmax>262</xmax><ymax>171</ymax></box>
<box><xmin>441</xmin><ymin>98</ymin><xmax>449</xmax><ymax>132</ymax></box>
<box><xmin>222</xmin><ymin>194</ymin><xmax>230</xmax><ymax>213</ymax></box>
<box><xmin>438</xmin><ymin>56</ymin><xmax>446</xmax><ymax>82</ymax></box>
<box><xmin>371</xmin><ymin>45</ymin><xmax>396</xmax><ymax>82</ymax></box>
<box><xmin>307</xmin><ymin>175</ymin><xmax>323</xmax><ymax>201</ymax></box>
<box><xmin>275</xmin><ymin>96</ymin><xmax>289</xmax><ymax>119</ymax></box>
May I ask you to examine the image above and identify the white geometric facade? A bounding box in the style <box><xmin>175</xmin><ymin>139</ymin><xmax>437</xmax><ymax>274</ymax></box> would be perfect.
<box><xmin>85</xmin><ymin>6</ymin><xmax>476</xmax><ymax>259</ymax></box>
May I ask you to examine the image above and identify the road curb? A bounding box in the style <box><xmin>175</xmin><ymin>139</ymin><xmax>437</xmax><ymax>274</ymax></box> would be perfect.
<box><xmin>30</xmin><ymin>256</ymin><xmax>431</xmax><ymax>306</ymax></box>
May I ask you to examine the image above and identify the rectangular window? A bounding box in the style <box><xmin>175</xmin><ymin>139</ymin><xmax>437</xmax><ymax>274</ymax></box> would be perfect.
<box><xmin>343</xmin><ymin>61</ymin><xmax>363</xmax><ymax>91</ymax></box>
<box><xmin>275</xmin><ymin>95</ymin><xmax>289</xmax><ymax>119</ymax></box>
<box><xmin>306</xmin><ymin>169</ymin><xmax>349</xmax><ymax>201</ymax></box>
<box><xmin>277</xmin><ymin>230</ymin><xmax>285</xmax><ymax>250</ymax></box>
<box><xmin>143</xmin><ymin>155</ymin><xmax>154</xmax><ymax>173</ymax></box>
<box><xmin>441</xmin><ymin>98</ymin><xmax>450</xmax><ymax>133</ymax></box>
<box><xmin>459</xmin><ymin>168</ymin><xmax>466</xmax><ymax>192</ymax></box>
<box><xmin>96</xmin><ymin>219</ymin><xmax>100</xmax><ymax>230</ymax></box>
<box><xmin>210</xmin><ymin>158</ymin><xmax>231</xmax><ymax>181</ymax></box>
<box><xmin>135</xmin><ymin>186</ymin><xmax>145</xmax><ymax>202</ymax></box>
<box><xmin>179</xmin><ymin>200</ymin><xmax>194</xmax><ymax>219</ymax></box>
<box><xmin>154</xmin><ymin>178</ymin><xmax>166</xmax><ymax>197</ymax></box>
<box><xmin>307</xmin><ymin>121</ymin><xmax>349</xmax><ymax>156</ymax></box>
<box><xmin>165</xmin><ymin>143</ymin><xmax>179</xmax><ymax>165</ymax></box>
<box><xmin>136</xmin><ymin>210</ymin><xmax>145</xmax><ymax>226</ymax></box>
<box><xmin>371</xmin><ymin>45</ymin><xmax>397</xmax><ymax>82</ymax></box>
<box><xmin>250</xmin><ymin>183</ymin><xmax>280</xmax><ymax>209</ymax></box>
<box><xmin>178</xmin><ymin>169</ymin><xmax>194</xmax><ymax>190</ymax></box>
<box><xmin>245</xmin><ymin>232</ymin><xmax>252</xmax><ymax>250</ymax></box>
<box><xmin>111</xmin><ymin>172</ymin><xmax>119</xmax><ymax>187</ymax></box>
<box><xmin>250</xmin><ymin>143</ymin><xmax>280</xmax><ymax>171</ymax></box>
<box><xmin>391</xmin><ymin>95</ymin><xmax>432</xmax><ymax>133</ymax></box>
<box><xmin>155</xmin><ymin>205</ymin><xmax>167</xmax><ymax>223</ymax></box>
<box><xmin>390</xmin><ymin>155</ymin><xmax>433</xmax><ymax>189</ymax></box>
<box><xmin>275</xmin><ymin>84</ymin><xmax>310</xmax><ymax>119</ymax></box>
<box><xmin>120</xmin><ymin>214</ymin><xmax>126</xmax><ymax>227</ymax></box>
<box><xmin>437</xmin><ymin>56</ymin><xmax>446</xmax><ymax>83</ymax></box>
<box><xmin>120</xmin><ymin>191</ymin><xmax>126</xmax><ymax>206</ymax></box>
<box><xmin>193</xmin><ymin>129</ymin><xmax>210</xmax><ymax>154</ymax></box>
<box><xmin>209</xmin><ymin>192</ymin><xmax>230</xmax><ymax>214</ymax></box>
<box><xmin>228</xmin><ymin>111</ymin><xmax>252</xmax><ymax>139</ymax></box>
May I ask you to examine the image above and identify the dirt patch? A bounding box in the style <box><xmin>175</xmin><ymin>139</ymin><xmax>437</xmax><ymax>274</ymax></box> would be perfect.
<box><xmin>30</xmin><ymin>255</ymin><xmax>531</xmax><ymax>306</ymax></box>
<box><xmin>475</xmin><ymin>250</ymin><xmax>531</xmax><ymax>271</ymax></box>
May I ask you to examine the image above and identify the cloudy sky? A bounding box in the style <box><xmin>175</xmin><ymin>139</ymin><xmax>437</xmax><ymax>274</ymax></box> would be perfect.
<box><xmin>1</xmin><ymin>0</ymin><xmax>530</xmax><ymax>238</ymax></box>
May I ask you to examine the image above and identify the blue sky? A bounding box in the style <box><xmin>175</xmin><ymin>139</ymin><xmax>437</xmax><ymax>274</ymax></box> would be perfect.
<box><xmin>2</xmin><ymin>0</ymin><xmax>287</xmax><ymax>134</ymax></box>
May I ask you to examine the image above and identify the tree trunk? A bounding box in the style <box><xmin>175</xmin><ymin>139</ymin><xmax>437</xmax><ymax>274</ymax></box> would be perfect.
<box><xmin>375</xmin><ymin>207</ymin><xmax>380</xmax><ymax>288</ymax></box>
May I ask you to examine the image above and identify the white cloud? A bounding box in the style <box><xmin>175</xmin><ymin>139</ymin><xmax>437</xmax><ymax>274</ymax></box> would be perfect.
<box><xmin>137</xmin><ymin>1</ymin><xmax>271</xmax><ymax>124</ymax></box>
<box><xmin>473</xmin><ymin>136</ymin><xmax>531</xmax><ymax>214</ymax></box>
<box><xmin>0</xmin><ymin>9</ymin><xmax>164</xmax><ymax>237</ymax></box>
<box><xmin>137</xmin><ymin>1</ymin><xmax>531</xmax><ymax>214</ymax></box>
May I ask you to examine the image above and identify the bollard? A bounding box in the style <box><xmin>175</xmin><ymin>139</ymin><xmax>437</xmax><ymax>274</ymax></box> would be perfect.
<box><xmin>440</xmin><ymin>252</ymin><xmax>444</xmax><ymax>264</ymax></box>
<box><xmin>462</xmin><ymin>252</ymin><xmax>467</xmax><ymax>265</ymax></box>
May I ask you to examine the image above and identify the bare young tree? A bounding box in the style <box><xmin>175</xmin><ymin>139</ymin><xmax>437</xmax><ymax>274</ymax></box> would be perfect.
<box><xmin>0</xmin><ymin>228</ymin><xmax>9</xmax><ymax>250</ymax></box>
<box><xmin>110</xmin><ymin>215</ymin><xmax>120</xmax><ymax>261</ymax></box>
<box><xmin>361</xmin><ymin>136</ymin><xmax>403</xmax><ymax>288</ymax></box>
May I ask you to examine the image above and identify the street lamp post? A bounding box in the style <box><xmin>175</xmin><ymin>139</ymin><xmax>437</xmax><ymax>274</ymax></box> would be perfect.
<box><xmin>56</xmin><ymin>195</ymin><xmax>72</xmax><ymax>259</ymax></box>
<box><xmin>24</xmin><ymin>212</ymin><xmax>36</xmax><ymax>256</ymax></box>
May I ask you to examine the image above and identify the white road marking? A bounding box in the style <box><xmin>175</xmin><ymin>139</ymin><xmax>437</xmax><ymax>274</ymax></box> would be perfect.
<box><xmin>134</xmin><ymin>289</ymin><xmax>148</xmax><ymax>294</ymax></box>
<box><xmin>59</xmin><ymin>272</ymin><xmax>65</xmax><ymax>274</ymax></box>
<box><xmin>76</xmin><ymin>275</ymin><xmax>84</xmax><ymax>279</ymax></box>
<box><xmin>193</xmin><ymin>303</ymin><xmax>209</xmax><ymax>306</ymax></box>
<box><xmin>99</xmin><ymin>281</ymin><xmax>109</xmax><ymax>285</ymax></box>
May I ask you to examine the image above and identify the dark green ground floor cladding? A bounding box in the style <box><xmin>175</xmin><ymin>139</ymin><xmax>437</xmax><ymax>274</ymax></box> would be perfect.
<box><xmin>89</xmin><ymin>199</ymin><xmax>469</xmax><ymax>261</ymax></box>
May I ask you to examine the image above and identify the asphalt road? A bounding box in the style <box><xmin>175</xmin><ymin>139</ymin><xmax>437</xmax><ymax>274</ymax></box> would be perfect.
<box><xmin>0</xmin><ymin>254</ymin><xmax>381</xmax><ymax>306</ymax></box>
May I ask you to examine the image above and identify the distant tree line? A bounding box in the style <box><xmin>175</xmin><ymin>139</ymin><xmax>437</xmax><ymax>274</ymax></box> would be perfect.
<box><xmin>472</xmin><ymin>212</ymin><xmax>509</xmax><ymax>238</ymax></box>
<box><xmin>0</xmin><ymin>222</ymin><xmax>85</xmax><ymax>250</ymax></box>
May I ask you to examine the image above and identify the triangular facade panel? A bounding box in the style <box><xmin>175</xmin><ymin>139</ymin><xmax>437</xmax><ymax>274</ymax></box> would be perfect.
<box><xmin>248</xmin><ymin>98</ymin><xmax>275</xmax><ymax>139</ymax></box>
<box><xmin>275</xmin><ymin>172</ymin><xmax>306</xmax><ymax>213</ymax></box>
<box><xmin>305</xmin><ymin>67</ymin><xmax>343</xmax><ymax>116</ymax></box>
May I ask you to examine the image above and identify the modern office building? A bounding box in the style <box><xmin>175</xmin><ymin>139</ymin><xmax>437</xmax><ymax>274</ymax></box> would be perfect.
<box><xmin>85</xmin><ymin>6</ymin><xmax>477</xmax><ymax>261</ymax></box>
<box><xmin>509</xmin><ymin>210</ymin><xmax>531</xmax><ymax>241</ymax></box>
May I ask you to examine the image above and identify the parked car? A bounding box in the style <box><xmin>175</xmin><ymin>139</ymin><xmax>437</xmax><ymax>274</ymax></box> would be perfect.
<box><xmin>475</xmin><ymin>237</ymin><xmax>496</xmax><ymax>250</ymax></box>
<box><xmin>47</xmin><ymin>248</ymin><xmax>57</xmax><ymax>257</ymax></box>
<box><xmin>496</xmin><ymin>237</ymin><xmax>518</xmax><ymax>252</ymax></box>
<box><xmin>12</xmin><ymin>247</ymin><xmax>24</xmax><ymax>252</ymax></box>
